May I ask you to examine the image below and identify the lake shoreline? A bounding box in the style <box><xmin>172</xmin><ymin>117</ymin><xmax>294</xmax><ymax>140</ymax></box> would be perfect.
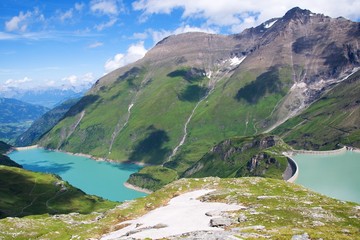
<box><xmin>14</xmin><ymin>146</ymin><xmax>149</xmax><ymax>168</ymax></box>
<box><xmin>123</xmin><ymin>182</ymin><xmax>153</xmax><ymax>194</ymax></box>
<box><xmin>8</xmin><ymin>148</ymin><xmax>147</xmax><ymax>201</ymax></box>
<box><xmin>12</xmin><ymin>146</ymin><xmax>153</xmax><ymax>195</ymax></box>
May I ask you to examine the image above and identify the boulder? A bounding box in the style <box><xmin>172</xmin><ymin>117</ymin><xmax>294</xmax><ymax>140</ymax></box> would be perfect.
<box><xmin>210</xmin><ymin>218</ymin><xmax>232</xmax><ymax>227</ymax></box>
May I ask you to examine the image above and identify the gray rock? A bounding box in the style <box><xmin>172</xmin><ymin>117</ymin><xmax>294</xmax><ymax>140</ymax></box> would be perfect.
<box><xmin>153</xmin><ymin>223</ymin><xmax>168</xmax><ymax>229</ymax></box>
<box><xmin>257</xmin><ymin>196</ymin><xmax>276</xmax><ymax>200</ymax></box>
<box><xmin>168</xmin><ymin>230</ymin><xmax>238</xmax><ymax>240</ymax></box>
<box><xmin>210</xmin><ymin>218</ymin><xmax>232</xmax><ymax>227</ymax></box>
<box><xmin>205</xmin><ymin>210</ymin><xmax>222</xmax><ymax>217</ymax></box>
<box><xmin>291</xmin><ymin>232</ymin><xmax>310</xmax><ymax>240</ymax></box>
<box><xmin>312</xmin><ymin>220</ymin><xmax>324</xmax><ymax>227</ymax></box>
<box><xmin>237</xmin><ymin>225</ymin><xmax>265</xmax><ymax>231</ymax></box>
<box><xmin>238</xmin><ymin>213</ymin><xmax>247</xmax><ymax>222</ymax></box>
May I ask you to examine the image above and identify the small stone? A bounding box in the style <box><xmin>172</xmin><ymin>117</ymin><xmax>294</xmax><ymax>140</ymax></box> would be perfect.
<box><xmin>153</xmin><ymin>223</ymin><xmax>168</xmax><ymax>229</ymax></box>
<box><xmin>204</xmin><ymin>210</ymin><xmax>219</xmax><ymax>217</ymax></box>
<box><xmin>238</xmin><ymin>214</ymin><xmax>247</xmax><ymax>222</ymax></box>
<box><xmin>257</xmin><ymin>196</ymin><xmax>276</xmax><ymax>200</ymax></box>
<box><xmin>210</xmin><ymin>218</ymin><xmax>232</xmax><ymax>227</ymax></box>
<box><xmin>312</xmin><ymin>221</ymin><xmax>324</xmax><ymax>227</ymax></box>
<box><xmin>291</xmin><ymin>232</ymin><xmax>310</xmax><ymax>240</ymax></box>
<box><xmin>238</xmin><ymin>225</ymin><xmax>265</xmax><ymax>231</ymax></box>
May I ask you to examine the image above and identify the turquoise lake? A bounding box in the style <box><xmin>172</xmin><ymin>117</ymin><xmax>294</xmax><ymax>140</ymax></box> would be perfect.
<box><xmin>293</xmin><ymin>151</ymin><xmax>360</xmax><ymax>203</ymax></box>
<box><xmin>8</xmin><ymin>148</ymin><xmax>147</xmax><ymax>202</ymax></box>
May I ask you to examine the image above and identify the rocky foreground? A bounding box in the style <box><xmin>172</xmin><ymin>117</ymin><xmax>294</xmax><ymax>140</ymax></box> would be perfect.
<box><xmin>1</xmin><ymin>177</ymin><xmax>358</xmax><ymax>239</ymax></box>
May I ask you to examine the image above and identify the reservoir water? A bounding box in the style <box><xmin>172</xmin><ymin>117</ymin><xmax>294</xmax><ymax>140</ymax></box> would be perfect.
<box><xmin>293</xmin><ymin>151</ymin><xmax>360</xmax><ymax>203</ymax></box>
<box><xmin>9</xmin><ymin>148</ymin><xmax>147</xmax><ymax>202</ymax></box>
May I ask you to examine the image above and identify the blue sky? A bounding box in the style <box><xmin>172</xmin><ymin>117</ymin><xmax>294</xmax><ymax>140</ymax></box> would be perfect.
<box><xmin>0</xmin><ymin>0</ymin><xmax>359</xmax><ymax>90</ymax></box>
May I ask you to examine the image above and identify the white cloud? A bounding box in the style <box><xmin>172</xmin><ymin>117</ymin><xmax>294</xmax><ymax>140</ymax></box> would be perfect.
<box><xmin>83</xmin><ymin>72</ymin><xmax>95</xmax><ymax>83</ymax></box>
<box><xmin>62</xmin><ymin>75</ymin><xmax>78</xmax><ymax>85</ymax></box>
<box><xmin>5</xmin><ymin>8</ymin><xmax>45</xmax><ymax>33</ymax></box>
<box><xmin>133</xmin><ymin>0</ymin><xmax>360</xmax><ymax>33</ymax></box>
<box><xmin>90</xmin><ymin>0</ymin><xmax>123</xmax><ymax>15</ymax></box>
<box><xmin>62</xmin><ymin>72</ymin><xmax>96</xmax><ymax>86</ymax></box>
<box><xmin>132</xmin><ymin>32</ymin><xmax>148</xmax><ymax>40</ymax></box>
<box><xmin>45</xmin><ymin>80</ymin><xmax>57</xmax><ymax>87</ymax></box>
<box><xmin>4</xmin><ymin>77</ymin><xmax>32</xmax><ymax>88</ymax></box>
<box><xmin>5</xmin><ymin>11</ymin><xmax>32</xmax><ymax>32</ymax></box>
<box><xmin>0</xmin><ymin>32</ymin><xmax>17</xmax><ymax>40</ymax></box>
<box><xmin>75</xmin><ymin>2</ymin><xmax>85</xmax><ymax>11</ymax></box>
<box><xmin>88</xmin><ymin>41</ymin><xmax>104</xmax><ymax>48</ymax></box>
<box><xmin>59</xmin><ymin>9</ymin><xmax>74</xmax><ymax>22</ymax></box>
<box><xmin>104</xmin><ymin>41</ymin><xmax>148</xmax><ymax>73</ymax></box>
<box><xmin>94</xmin><ymin>18</ymin><xmax>117</xmax><ymax>31</ymax></box>
<box><xmin>149</xmin><ymin>25</ymin><xmax>217</xmax><ymax>45</ymax></box>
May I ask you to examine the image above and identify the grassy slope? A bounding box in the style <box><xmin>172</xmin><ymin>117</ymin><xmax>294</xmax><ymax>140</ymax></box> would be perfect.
<box><xmin>40</xmin><ymin>65</ymin><xmax>292</xmax><ymax>162</ymax></box>
<box><xmin>272</xmin><ymin>69</ymin><xmax>360</xmax><ymax>150</ymax></box>
<box><xmin>0</xmin><ymin>141</ymin><xmax>11</xmax><ymax>154</ymax></box>
<box><xmin>182</xmin><ymin>135</ymin><xmax>290</xmax><ymax>179</ymax></box>
<box><xmin>164</xmin><ymin>66</ymin><xmax>293</xmax><ymax>172</ymax></box>
<box><xmin>0</xmin><ymin>177</ymin><xmax>358</xmax><ymax>239</ymax></box>
<box><xmin>39</xmin><ymin>65</ymin><xmax>293</xmax><ymax>190</ymax></box>
<box><xmin>0</xmin><ymin>141</ymin><xmax>21</xmax><ymax>168</ymax></box>
<box><xmin>39</xmin><ymin>66</ymin><xmax>206</xmax><ymax>162</ymax></box>
<box><xmin>127</xmin><ymin>166</ymin><xmax>178</xmax><ymax>191</ymax></box>
<box><xmin>0</xmin><ymin>165</ymin><xmax>116</xmax><ymax>218</ymax></box>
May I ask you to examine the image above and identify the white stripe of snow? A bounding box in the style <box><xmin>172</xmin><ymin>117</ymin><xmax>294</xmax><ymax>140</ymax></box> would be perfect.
<box><xmin>264</xmin><ymin>20</ymin><xmax>277</xmax><ymax>29</ymax></box>
<box><xmin>230</xmin><ymin>56</ymin><xmax>246</xmax><ymax>66</ymax></box>
<box><xmin>102</xmin><ymin>189</ymin><xmax>244</xmax><ymax>240</ymax></box>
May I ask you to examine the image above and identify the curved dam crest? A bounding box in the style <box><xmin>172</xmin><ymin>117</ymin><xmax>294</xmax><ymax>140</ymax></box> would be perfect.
<box><xmin>8</xmin><ymin>148</ymin><xmax>147</xmax><ymax>202</ymax></box>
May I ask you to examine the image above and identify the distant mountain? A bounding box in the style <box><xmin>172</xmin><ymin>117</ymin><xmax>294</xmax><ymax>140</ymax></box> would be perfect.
<box><xmin>38</xmin><ymin>7</ymin><xmax>360</xmax><ymax>190</ymax></box>
<box><xmin>15</xmin><ymin>98</ymin><xmax>80</xmax><ymax>147</ymax></box>
<box><xmin>0</xmin><ymin>98</ymin><xmax>49</xmax><ymax>143</ymax></box>
<box><xmin>0</xmin><ymin>87</ymin><xmax>86</xmax><ymax>108</ymax></box>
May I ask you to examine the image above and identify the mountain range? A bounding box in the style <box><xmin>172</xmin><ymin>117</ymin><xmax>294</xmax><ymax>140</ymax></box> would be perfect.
<box><xmin>15</xmin><ymin>98</ymin><xmax>80</xmax><ymax>147</ymax></box>
<box><xmin>0</xmin><ymin>87</ymin><xmax>87</xmax><ymax>108</ymax></box>
<box><xmin>37</xmin><ymin>7</ymin><xmax>360</xmax><ymax>190</ymax></box>
<box><xmin>0</xmin><ymin>6</ymin><xmax>359</xmax><ymax>239</ymax></box>
<box><xmin>0</xmin><ymin>98</ymin><xmax>49</xmax><ymax>143</ymax></box>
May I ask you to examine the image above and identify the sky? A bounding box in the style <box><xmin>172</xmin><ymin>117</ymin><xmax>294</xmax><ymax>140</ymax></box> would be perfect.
<box><xmin>0</xmin><ymin>0</ymin><xmax>359</xmax><ymax>91</ymax></box>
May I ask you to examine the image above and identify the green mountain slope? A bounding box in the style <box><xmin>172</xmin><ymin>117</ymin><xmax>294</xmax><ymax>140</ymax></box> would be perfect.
<box><xmin>15</xmin><ymin>98</ymin><xmax>80</xmax><ymax>147</ymax></box>
<box><xmin>0</xmin><ymin>141</ymin><xmax>11</xmax><ymax>154</ymax></box>
<box><xmin>0</xmin><ymin>165</ymin><xmax>116</xmax><ymax>218</ymax></box>
<box><xmin>0</xmin><ymin>155</ymin><xmax>22</xmax><ymax>168</ymax></box>
<box><xmin>38</xmin><ymin>8</ymin><xmax>360</xmax><ymax>190</ymax></box>
<box><xmin>0</xmin><ymin>177</ymin><xmax>359</xmax><ymax>239</ymax></box>
<box><xmin>272</xmin><ymin>69</ymin><xmax>360</xmax><ymax>150</ymax></box>
<box><xmin>182</xmin><ymin>135</ymin><xmax>291</xmax><ymax>179</ymax></box>
<box><xmin>0</xmin><ymin>98</ymin><xmax>49</xmax><ymax>143</ymax></box>
<box><xmin>0</xmin><ymin>141</ymin><xmax>21</xmax><ymax>168</ymax></box>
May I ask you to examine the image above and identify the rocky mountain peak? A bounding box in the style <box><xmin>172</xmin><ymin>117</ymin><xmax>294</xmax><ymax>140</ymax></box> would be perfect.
<box><xmin>283</xmin><ymin>7</ymin><xmax>313</xmax><ymax>21</ymax></box>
